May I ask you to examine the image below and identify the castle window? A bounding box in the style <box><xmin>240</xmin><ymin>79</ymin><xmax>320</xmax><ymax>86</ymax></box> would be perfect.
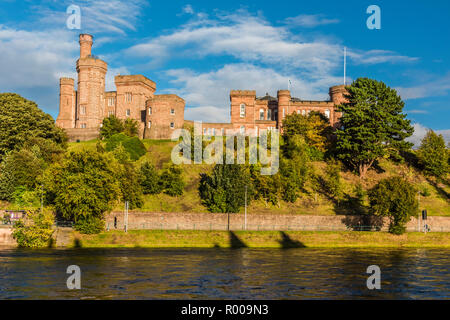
<box><xmin>259</xmin><ymin>109</ymin><xmax>264</xmax><ymax>120</ymax></box>
<box><xmin>204</xmin><ymin>128</ymin><xmax>207</xmax><ymax>135</ymax></box>
<box><xmin>148</xmin><ymin>121</ymin><xmax>152</xmax><ymax>128</ymax></box>
<box><xmin>81</xmin><ymin>123</ymin><xmax>86</xmax><ymax>129</ymax></box>
<box><xmin>212</xmin><ymin>128</ymin><xmax>216</xmax><ymax>136</ymax></box>
<box><xmin>148</xmin><ymin>107</ymin><xmax>152</xmax><ymax>115</ymax></box>
<box><xmin>80</xmin><ymin>106</ymin><xmax>86</xmax><ymax>115</ymax></box>
<box><xmin>108</xmin><ymin>111</ymin><xmax>114</xmax><ymax>117</ymax></box>
<box><xmin>267</xmin><ymin>109</ymin><xmax>272</xmax><ymax>120</ymax></box>
<box><xmin>126</xmin><ymin>109</ymin><xmax>131</xmax><ymax>117</ymax></box>
<box><xmin>170</xmin><ymin>122</ymin><xmax>175</xmax><ymax>129</ymax></box>
<box><xmin>170</xmin><ymin>108</ymin><xmax>175</xmax><ymax>115</ymax></box>
<box><xmin>325</xmin><ymin>109</ymin><xmax>330</xmax><ymax>118</ymax></box>
<box><xmin>240</xmin><ymin>104</ymin><xmax>246</xmax><ymax>118</ymax></box>
<box><xmin>282</xmin><ymin>108</ymin><xmax>285</xmax><ymax>118</ymax></box>
<box><xmin>108</xmin><ymin>97</ymin><xmax>115</xmax><ymax>106</ymax></box>
<box><xmin>125</xmin><ymin>92</ymin><xmax>132</xmax><ymax>103</ymax></box>
<box><xmin>297</xmin><ymin>110</ymin><xmax>301</xmax><ymax>114</ymax></box>
<box><xmin>302</xmin><ymin>110</ymin><xmax>306</xmax><ymax>115</ymax></box>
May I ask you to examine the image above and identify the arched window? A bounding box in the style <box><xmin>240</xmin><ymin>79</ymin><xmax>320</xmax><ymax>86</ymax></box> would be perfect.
<box><xmin>259</xmin><ymin>109</ymin><xmax>265</xmax><ymax>120</ymax></box>
<box><xmin>240</xmin><ymin>104</ymin><xmax>246</xmax><ymax>118</ymax></box>
<box><xmin>148</xmin><ymin>121</ymin><xmax>152</xmax><ymax>128</ymax></box>
<box><xmin>148</xmin><ymin>107</ymin><xmax>152</xmax><ymax>115</ymax></box>
<box><xmin>302</xmin><ymin>110</ymin><xmax>306</xmax><ymax>115</ymax></box>
<box><xmin>267</xmin><ymin>109</ymin><xmax>272</xmax><ymax>120</ymax></box>
<box><xmin>324</xmin><ymin>109</ymin><xmax>330</xmax><ymax>118</ymax></box>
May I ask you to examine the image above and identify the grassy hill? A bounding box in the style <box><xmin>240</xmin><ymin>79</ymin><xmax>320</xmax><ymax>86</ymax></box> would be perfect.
<box><xmin>63</xmin><ymin>139</ymin><xmax>450</xmax><ymax>217</ymax></box>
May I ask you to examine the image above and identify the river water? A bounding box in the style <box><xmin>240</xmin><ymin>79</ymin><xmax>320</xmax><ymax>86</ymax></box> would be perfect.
<box><xmin>0</xmin><ymin>247</ymin><xmax>448</xmax><ymax>299</ymax></box>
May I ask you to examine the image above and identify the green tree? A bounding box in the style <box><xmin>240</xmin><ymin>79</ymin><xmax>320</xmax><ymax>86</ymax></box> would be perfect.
<box><xmin>335</xmin><ymin>78</ymin><xmax>414</xmax><ymax>178</ymax></box>
<box><xmin>324</xmin><ymin>159</ymin><xmax>344</xmax><ymax>203</ymax></box>
<box><xmin>100</xmin><ymin>115</ymin><xmax>124</xmax><ymax>140</ymax></box>
<box><xmin>0</xmin><ymin>93</ymin><xmax>67</xmax><ymax>161</ymax></box>
<box><xmin>111</xmin><ymin>145</ymin><xmax>144</xmax><ymax>210</ymax></box>
<box><xmin>123</xmin><ymin>118</ymin><xmax>139</xmax><ymax>137</ymax></box>
<box><xmin>0</xmin><ymin>149</ymin><xmax>44</xmax><ymax>201</ymax></box>
<box><xmin>105</xmin><ymin>133</ymin><xmax>147</xmax><ymax>161</ymax></box>
<box><xmin>12</xmin><ymin>209</ymin><xmax>54</xmax><ymax>248</ymax></box>
<box><xmin>250</xmin><ymin>164</ymin><xmax>283</xmax><ymax>206</ymax></box>
<box><xmin>417</xmin><ymin>130</ymin><xmax>449</xmax><ymax>177</ymax></box>
<box><xmin>42</xmin><ymin>150</ymin><xmax>121</xmax><ymax>225</ymax></box>
<box><xmin>368</xmin><ymin>176</ymin><xmax>418</xmax><ymax>235</ymax></box>
<box><xmin>282</xmin><ymin>111</ymin><xmax>333</xmax><ymax>159</ymax></box>
<box><xmin>199</xmin><ymin>163</ymin><xmax>252</xmax><ymax>213</ymax></box>
<box><xmin>159</xmin><ymin>164</ymin><xmax>185</xmax><ymax>197</ymax></box>
<box><xmin>139</xmin><ymin>162</ymin><xmax>162</xmax><ymax>195</ymax></box>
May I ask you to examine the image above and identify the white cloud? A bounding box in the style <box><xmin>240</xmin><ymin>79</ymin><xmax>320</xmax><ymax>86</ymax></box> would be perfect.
<box><xmin>407</xmin><ymin>123</ymin><xmax>450</xmax><ymax>148</ymax></box>
<box><xmin>163</xmin><ymin>63</ymin><xmax>342</xmax><ymax>122</ymax></box>
<box><xmin>396</xmin><ymin>73</ymin><xmax>450</xmax><ymax>100</ymax></box>
<box><xmin>348</xmin><ymin>49</ymin><xmax>419</xmax><ymax>65</ymax></box>
<box><xmin>182</xmin><ymin>4</ymin><xmax>195</xmax><ymax>15</ymax></box>
<box><xmin>284</xmin><ymin>14</ymin><xmax>339</xmax><ymax>28</ymax></box>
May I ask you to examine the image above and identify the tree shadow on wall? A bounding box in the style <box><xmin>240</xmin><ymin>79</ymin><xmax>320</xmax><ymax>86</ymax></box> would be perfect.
<box><xmin>278</xmin><ymin>232</ymin><xmax>306</xmax><ymax>248</ymax></box>
<box><xmin>228</xmin><ymin>231</ymin><xmax>247</xmax><ymax>249</ymax></box>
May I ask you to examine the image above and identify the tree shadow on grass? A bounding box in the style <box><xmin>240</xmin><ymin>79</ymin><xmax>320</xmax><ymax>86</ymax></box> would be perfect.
<box><xmin>278</xmin><ymin>232</ymin><xmax>306</xmax><ymax>248</ymax></box>
<box><xmin>228</xmin><ymin>231</ymin><xmax>247</xmax><ymax>249</ymax></box>
<box><xmin>426</xmin><ymin>177</ymin><xmax>450</xmax><ymax>201</ymax></box>
<box><xmin>73</xmin><ymin>238</ymin><xmax>83</xmax><ymax>248</ymax></box>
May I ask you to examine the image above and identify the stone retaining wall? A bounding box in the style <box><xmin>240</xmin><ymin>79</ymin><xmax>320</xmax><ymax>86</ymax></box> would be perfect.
<box><xmin>106</xmin><ymin>211</ymin><xmax>450</xmax><ymax>232</ymax></box>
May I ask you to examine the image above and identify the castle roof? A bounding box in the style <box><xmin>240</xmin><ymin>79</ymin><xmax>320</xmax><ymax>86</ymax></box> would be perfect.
<box><xmin>256</xmin><ymin>93</ymin><xmax>277</xmax><ymax>101</ymax></box>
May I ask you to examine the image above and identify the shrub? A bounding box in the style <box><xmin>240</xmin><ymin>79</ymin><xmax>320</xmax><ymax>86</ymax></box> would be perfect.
<box><xmin>199</xmin><ymin>163</ymin><xmax>252</xmax><ymax>213</ymax></box>
<box><xmin>74</xmin><ymin>215</ymin><xmax>105</xmax><ymax>234</ymax></box>
<box><xmin>139</xmin><ymin>162</ymin><xmax>162</xmax><ymax>195</ymax></box>
<box><xmin>12</xmin><ymin>210</ymin><xmax>54</xmax><ymax>248</ymax></box>
<box><xmin>368</xmin><ymin>176</ymin><xmax>418</xmax><ymax>235</ymax></box>
<box><xmin>324</xmin><ymin>159</ymin><xmax>343</xmax><ymax>202</ymax></box>
<box><xmin>105</xmin><ymin>133</ymin><xmax>147</xmax><ymax>161</ymax></box>
<box><xmin>100</xmin><ymin>115</ymin><xmax>124</xmax><ymax>140</ymax></box>
<box><xmin>159</xmin><ymin>164</ymin><xmax>185</xmax><ymax>196</ymax></box>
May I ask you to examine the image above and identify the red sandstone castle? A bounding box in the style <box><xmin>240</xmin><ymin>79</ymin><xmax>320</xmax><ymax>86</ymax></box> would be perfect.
<box><xmin>56</xmin><ymin>34</ymin><xmax>347</xmax><ymax>141</ymax></box>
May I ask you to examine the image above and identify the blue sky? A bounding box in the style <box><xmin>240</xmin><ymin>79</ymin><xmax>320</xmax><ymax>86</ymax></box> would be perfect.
<box><xmin>0</xmin><ymin>0</ymin><xmax>449</xmax><ymax>145</ymax></box>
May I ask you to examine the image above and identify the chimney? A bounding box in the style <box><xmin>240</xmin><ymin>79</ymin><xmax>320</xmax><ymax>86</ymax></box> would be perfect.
<box><xmin>79</xmin><ymin>34</ymin><xmax>93</xmax><ymax>59</ymax></box>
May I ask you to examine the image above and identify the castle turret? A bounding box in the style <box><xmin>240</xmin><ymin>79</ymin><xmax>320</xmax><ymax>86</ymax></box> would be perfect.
<box><xmin>56</xmin><ymin>78</ymin><xmax>76</xmax><ymax>128</ymax></box>
<box><xmin>76</xmin><ymin>34</ymin><xmax>107</xmax><ymax>129</ymax></box>
<box><xmin>79</xmin><ymin>34</ymin><xmax>93</xmax><ymax>59</ymax></box>
<box><xmin>277</xmin><ymin>90</ymin><xmax>291</xmax><ymax>126</ymax></box>
<box><xmin>329</xmin><ymin>85</ymin><xmax>348</xmax><ymax>105</ymax></box>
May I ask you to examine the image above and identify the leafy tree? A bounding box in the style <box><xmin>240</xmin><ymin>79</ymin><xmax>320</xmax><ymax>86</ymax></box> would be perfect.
<box><xmin>105</xmin><ymin>133</ymin><xmax>147</xmax><ymax>161</ymax></box>
<box><xmin>368</xmin><ymin>176</ymin><xmax>418</xmax><ymax>235</ymax></box>
<box><xmin>0</xmin><ymin>149</ymin><xmax>44</xmax><ymax>201</ymax></box>
<box><xmin>324</xmin><ymin>159</ymin><xmax>344</xmax><ymax>202</ymax></box>
<box><xmin>199</xmin><ymin>163</ymin><xmax>252</xmax><ymax>213</ymax></box>
<box><xmin>100</xmin><ymin>115</ymin><xmax>124</xmax><ymax>140</ymax></box>
<box><xmin>42</xmin><ymin>150</ymin><xmax>121</xmax><ymax>225</ymax></box>
<box><xmin>250</xmin><ymin>164</ymin><xmax>283</xmax><ymax>206</ymax></box>
<box><xmin>139</xmin><ymin>162</ymin><xmax>162</xmax><ymax>195</ymax></box>
<box><xmin>12</xmin><ymin>209</ymin><xmax>54</xmax><ymax>248</ymax></box>
<box><xmin>123</xmin><ymin>118</ymin><xmax>139</xmax><ymax>137</ymax></box>
<box><xmin>417</xmin><ymin>130</ymin><xmax>449</xmax><ymax>177</ymax></box>
<box><xmin>159</xmin><ymin>164</ymin><xmax>185</xmax><ymax>197</ymax></box>
<box><xmin>0</xmin><ymin>93</ymin><xmax>67</xmax><ymax>161</ymax></box>
<box><xmin>74</xmin><ymin>215</ymin><xmax>105</xmax><ymax>234</ymax></box>
<box><xmin>335</xmin><ymin>78</ymin><xmax>414</xmax><ymax>178</ymax></box>
<box><xmin>282</xmin><ymin>111</ymin><xmax>333</xmax><ymax>159</ymax></box>
<box><xmin>111</xmin><ymin>145</ymin><xmax>144</xmax><ymax>210</ymax></box>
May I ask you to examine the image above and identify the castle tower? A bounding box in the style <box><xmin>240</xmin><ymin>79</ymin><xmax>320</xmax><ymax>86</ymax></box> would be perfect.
<box><xmin>55</xmin><ymin>78</ymin><xmax>76</xmax><ymax>128</ymax></box>
<box><xmin>277</xmin><ymin>90</ymin><xmax>291</xmax><ymax>127</ymax></box>
<box><xmin>75</xmin><ymin>34</ymin><xmax>107</xmax><ymax>129</ymax></box>
<box><xmin>329</xmin><ymin>85</ymin><xmax>348</xmax><ymax>127</ymax></box>
<box><xmin>230</xmin><ymin>90</ymin><xmax>256</xmax><ymax>131</ymax></box>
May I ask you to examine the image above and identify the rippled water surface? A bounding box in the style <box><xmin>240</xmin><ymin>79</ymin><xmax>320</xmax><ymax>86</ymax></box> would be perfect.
<box><xmin>0</xmin><ymin>247</ymin><xmax>448</xmax><ymax>299</ymax></box>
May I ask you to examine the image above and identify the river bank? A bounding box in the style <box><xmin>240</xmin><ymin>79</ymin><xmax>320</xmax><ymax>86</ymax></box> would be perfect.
<box><xmin>73</xmin><ymin>230</ymin><xmax>450</xmax><ymax>249</ymax></box>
